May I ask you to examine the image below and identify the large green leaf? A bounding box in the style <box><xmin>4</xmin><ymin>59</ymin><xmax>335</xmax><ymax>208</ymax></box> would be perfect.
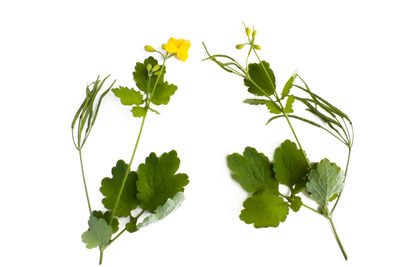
<box><xmin>100</xmin><ymin>160</ymin><xmax>138</xmax><ymax>217</ymax></box>
<box><xmin>137</xmin><ymin>151</ymin><xmax>189</xmax><ymax>212</ymax></box>
<box><xmin>240</xmin><ymin>190</ymin><xmax>289</xmax><ymax>228</ymax></box>
<box><xmin>112</xmin><ymin>86</ymin><xmax>144</xmax><ymax>106</ymax></box>
<box><xmin>81</xmin><ymin>215</ymin><xmax>113</xmax><ymax>249</ymax></box>
<box><xmin>138</xmin><ymin>192</ymin><xmax>185</xmax><ymax>229</ymax></box>
<box><xmin>244</xmin><ymin>61</ymin><xmax>276</xmax><ymax>96</ymax></box>
<box><xmin>273</xmin><ymin>140</ymin><xmax>309</xmax><ymax>190</ymax></box>
<box><xmin>306</xmin><ymin>159</ymin><xmax>345</xmax><ymax>207</ymax></box>
<box><xmin>227</xmin><ymin>147</ymin><xmax>278</xmax><ymax>193</ymax></box>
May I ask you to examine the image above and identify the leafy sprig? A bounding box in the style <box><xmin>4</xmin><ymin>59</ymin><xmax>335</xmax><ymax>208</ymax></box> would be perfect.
<box><xmin>72</xmin><ymin>38</ymin><xmax>191</xmax><ymax>264</ymax></box>
<box><xmin>203</xmin><ymin>23</ymin><xmax>353</xmax><ymax>260</ymax></box>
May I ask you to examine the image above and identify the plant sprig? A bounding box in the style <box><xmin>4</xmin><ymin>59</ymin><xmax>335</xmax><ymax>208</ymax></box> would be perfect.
<box><xmin>72</xmin><ymin>38</ymin><xmax>191</xmax><ymax>264</ymax></box>
<box><xmin>203</xmin><ymin>23</ymin><xmax>353</xmax><ymax>260</ymax></box>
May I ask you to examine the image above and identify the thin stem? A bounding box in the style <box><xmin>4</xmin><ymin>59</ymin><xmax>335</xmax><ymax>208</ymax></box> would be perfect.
<box><xmin>327</xmin><ymin>215</ymin><xmax>348</xmax><ymax>260</ymax></box>
<box><xmin>78</xmin><ymin>148</ymin><xmax>92</xmax><ymax>214</ymax></box>
<box><xmin>301</xmin><ymin>203</ymin><xmax>322</xmax><ymax>215</ymax></box>
<box><xmin>109</xmin><ymin>56</ymin><xmax>167</xmax><ymax>223</ymax></box>
<box><xmin>331</xmin><ymin>147</ymin><xmax>352</xmax><ymax>214</ymax></box>
<box><xmin>99</xmin><ymin>246</ymin><xmax>105</xmax><ymax>265</ymax></box>
<box><xmin>110</xmin><ymin>228</ymin><xmax>126</xmax><ymax>244</ymax></box>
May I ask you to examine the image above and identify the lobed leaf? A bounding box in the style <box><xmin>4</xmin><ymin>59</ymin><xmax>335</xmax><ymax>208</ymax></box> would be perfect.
<box><xmin>227</xmin><ymin>147</ymin><xmax>278</xmax><ymax>193</ymax></box>
<box><xmin>240</xmin><ymin>190</ymin><xmax>289</xmax><ymax>228</ymax></box>
<box><xmin>100</xmin><ymin>160</ymin><xmax>138</xmax><ymax>217</ymax></box>
<box><xmin>137</xmin><ymin>151</ymin><xmax>189</xmax><ymax>212</ymax></box>
<box><xmin>81</xmin><ymin>215</ymin><xmax>113</xmax><ymax>249</ymax></box>
<box><xmin>112</xmin><ymin>86</ymin><xmax>144</xmax><ymax>106</ymax></box>
<box><xmin>244</xmin><ymin>61</ymin><xmax>276</xmax><ymax>96</ymax></box>
<box><xmin>306</xmin><ymin>159</ymin><xmax>345</xmax><ymax>207</ymax></box>
<box><xmin>273</xmin><ymin>140</ymin><xmax>309</xmax><ymax>190</ymax></box>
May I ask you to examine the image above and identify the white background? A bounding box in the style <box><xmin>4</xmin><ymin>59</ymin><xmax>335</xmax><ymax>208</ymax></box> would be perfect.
<box><xmin>1</xmin><ymin>0</ymin><xmax>399</xmax><ymax>266</ymax></box>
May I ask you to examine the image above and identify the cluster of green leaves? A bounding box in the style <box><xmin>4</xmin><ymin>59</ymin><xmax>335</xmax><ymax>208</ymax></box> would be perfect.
<box><xmin>82</xmin><ymin>150</ymin><xmax>189</xmax><ymax>248</ymax></box>
<box><xmin>227</xmin><ymin>142</ymin><xmax>344</xmax><ymax>227</ymax></box>
<box><xmin>204</xmin><ymin>24</ymin><xmax>353</xmax><ymax>260</ymax></box>
<box><xmin>112</xmin><ymin>56</ymin><xmax>177</xmax><ymax>117</ymax></box>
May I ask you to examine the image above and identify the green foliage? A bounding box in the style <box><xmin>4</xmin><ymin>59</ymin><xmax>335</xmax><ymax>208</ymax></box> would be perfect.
<box><xmin>137</xmin><ymin>150</ymin><xmax>189</xmax><ymax>212</ymax></box>
<box><xmin>138</xmin><ymin>192</ymin><xmax>185</xmax><ymax>228</ymax></box>
<box><xmin>131</xmin><ymin>106</ymin><xmax>147</xmax><ymax>117</ymax></box>
<box><xmin>244</xmin><ymin>61</ymin><xmax>276</xmax><ymax>96</ymax></box>
<box><xmin>306</xmin><ymin>159</ymin><xmax>345</xmax><ymax>208</ymax></box>
<box><xmin>151</xmin><ymin>81</ymin><xmax>178</xmax><ymax>105</ymax></box>
<box><xmin>92</xmin><ymin>210</ymin><xmax>119</xmax><ymax>234</ymax></box>
<box><xmin>273</xmin><ymin>140</ymin><xmax>308</xmax><ymax>190</ymax></box>
<box><xmin>81</xmin><ymin>215</ymin><xmax>113</xmax><ymax>249</ymax></box>
<box><xmin>266</xmin><ymin>100</ymin><xmax>281</xmax><ymax>114</ymax></box>
<box><xmin>112</xmin><ymin>86</ymin><xmax>144</xmax><ymax>106</ymax></box>
<box><xmin>227</xmin><ymin>147</ymin><xmax>277</xmax><ymax>193</ymax></box>
<box><xmin>284</xmin><ymin>95</ymin><xmax>295</xmax><ymax>113</ymax></box>
<box><xmin>100</xmin><ymin>160</ymin><xmax>138</xmax><ymax>217</ymax></box>
<box><xmin>281</xmin><ymin>72</ymin><xmax>297</xmax><ymax>98</ymax></box>
<box><xmin>133</xmin><ymin>56</ymin><xmax>166</xmax><ymax>93</ymax></box>
<box><xmin>288</xmin><ymin>196</ymin><xmax>302</xmax><ymax>212</ymax></box>
<box><xmin>240</xmin><ymin>191</ymin><xmax>289</xmax><ymax>228</ymax></box>
<box><xmin>243</xmin><ymin>98</ymin><xmax>269</xmax><ymax>105</ymax></box>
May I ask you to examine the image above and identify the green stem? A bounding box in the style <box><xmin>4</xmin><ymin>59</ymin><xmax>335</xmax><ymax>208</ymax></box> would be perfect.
<box><xmin>109</xmin><ymin>56</ymin><xmax>167</xmax><ymax>223</ymax></box>
<box><xmin>109</xmin><ymin>113</ymin><xmax>147</xmax><ymax>221</ymax></box>
<box><xmin>301</xmin><ymin>203</ymin><xmax>322</xmax><ymax>215</ymax></box>
<box><xmin>331</xmin><ymin>147</ymin><xmax>352</xmax><ymax>214</ymax></box>
<box><xmin>78</xmin><ymin>148</ymin><xmax>92</xmax><ymax>214</ymax></box>
<box><xmin>99</xmin><ymin>245</ymin><xmax>105</xmax><ymax>265</ymax></box>
<box><xmin>327</xmin><ymin>215</ymin><xmax>348</xmax><ymax>260</ymax></box>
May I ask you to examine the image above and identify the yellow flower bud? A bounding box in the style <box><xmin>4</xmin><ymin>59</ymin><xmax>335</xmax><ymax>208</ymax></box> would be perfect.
<box><xmin>152</xmin><ymin>64</ymin><xmax>160</xmax><ymax>72</ymax></box>
<box><xmin>246</xmin><ymin>27</ymin><xmax>251</xmax><ymax>37</ymax></box>
<box><xmin>254</xmin><ymin>44</ymin><xmax>261</xmax><ymax>50</ymax></box>
<box><xmin>146</xmin><ymin>64</ymin><xmax>152</xmax><ymax>72</ymax></box>
<box><xmin>144</xmin><ymin>45</ymin><xmax>155</xmax><ymax>52</ymax></box>
<box><xmin>236</xmin><ymin>44</ymin><xmax>244</xmax><ymax>49</ymax></box>
<box><xmin>161</xmin><ymin>44</ymin><xmax>166</xmax><ymax>50</ymax></box>
<box><xmin>252</xmin><ymin>30</ymin><xmax>257</xmax><ymax>38</ymax></box>
<box><xmin>154</xmin><ymin>71</ymin><xmax>161</xmax><ymax>76</ymax></box>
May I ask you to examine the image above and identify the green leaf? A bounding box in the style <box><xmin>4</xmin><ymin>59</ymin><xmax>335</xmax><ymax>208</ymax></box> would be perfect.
<box><xmin>244</xmin><ymin>61</ymin><xmax>276</xmax><ymax>96</ymax></box>
<box><xmin>137</xmin><ymin>151</ymin><xmax>189</xmax><ymax>212</ymax></box>
<box><xmin>138</xmin><ymin>192</ymin><xmax>185</xmax><ymax>229</ymax></box>
<box><xmin>151</xmin><ymin>81</ymin><xmax>177</xmax><ymax>105</ymax></box>
<box><xmin>131</xmin><ymin>106</ymin><xmax>147</xmax><ymax>117</ymax></box>
<box><xmin>133</xmin><ymin>56</ymin><xmax>166</xmax><ymax>94</ymax></box>
<box><xmin>126</xmin><ymin>216</ymin><xmax>139</xmax><ymax>233</ymax></box>
<box><xmin>81</xmin><ymin>215</ymin><xmax>113</xmax><ymax>249</ymax></box>
<box><xmin>112</xmin><ymin>86</ymin><xmax>144</xmax><ymax>106</ymax></box>
<box><xmin>243</xmin><ymin>98</ymin><xmax>268</xmax><ymax>105</ymax></box>
<box><xmin>273</xmin><ymin>140</ymin><xmax>309</xmax><ymax>189</ymax></box>
<box><xmin>240</xmin><ymin>191</ymin><xmax>289</xmax><ymax>228</ymax></box>
<box><xmin>288</xmin><ymin>196</ymin><xmax>302</xmax><ymax>212</ymax></box>
<box><xmin>100</xmin><ymin>160</ymin><xmax>138</xmax><ymax>217</ymax></box>
<box><xmin>227</xmin><ymin>147</ymin><xmax>278</xmax><ymax>193</ymax></box>
<box><xmin>284</xmin><ymin>95</ymin><xmax>295</xmax><ymax>114</ymax></box>
<box><xmin>92</xmin><ymin>210</ymin><xmax>119</xmax><ymax>234</ymax></box>
<box><xmin>281</xmin><ymin>72</ymin><xmax>297</xmax><ymax>98</ymax></box>
<box><xmin>306</xmin><ymin>159</ymin><xmax>345</xmax><ymax>207</ymax></box>
<box><xmin>266</xmin><ymin>101</ymin><xmax>281</xmax><ymax>114</ymax></box>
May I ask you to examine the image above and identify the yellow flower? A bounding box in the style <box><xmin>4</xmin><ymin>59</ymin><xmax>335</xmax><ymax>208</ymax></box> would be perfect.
<box><xmin>164</xmin><ymin>37</ymin><xmax>191</xmax><ymax>61</ymax></box>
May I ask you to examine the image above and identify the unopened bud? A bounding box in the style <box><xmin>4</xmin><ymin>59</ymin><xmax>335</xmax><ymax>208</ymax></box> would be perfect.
<box><xmin>161</xmin><ymin>44</ymin><xmax>166</xmax><ymax>50</ymax></box>
<box><xmin>146</xmin><ymin>64</ymin><xmax>152</xmax><ymax>72</ymax></box>
<box><xmin>254</xmin><ymin>44</ymin><xmax>261</xmax><ymax>50</ymax></box>
<box><xmin>144</xmin><ymin>45</ymin><xmax>155</xmax><ymax>52</ymax></box>
<box><xmin>154</xmin><ymin>71</ymin><xmax>162</xmax><ymax>76</ymax></box>
<box><xmin>236</xmin><ymin>44</ymin><xmax>244</xmax><ymax>49</ymax></box>
<box><xmin>152</xmin><ymin>64</ymin><xmax>160</xmax><ymax>72</ymax></box>
<box><xmin>252</xmin><ymin>30</ymin><xmax>257</xmax><ymax>38</ymax></box>
<box><xmin>246</xmin><ymin>27</ymin><xmax>251</xmax><ymax>37</ymax></box>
